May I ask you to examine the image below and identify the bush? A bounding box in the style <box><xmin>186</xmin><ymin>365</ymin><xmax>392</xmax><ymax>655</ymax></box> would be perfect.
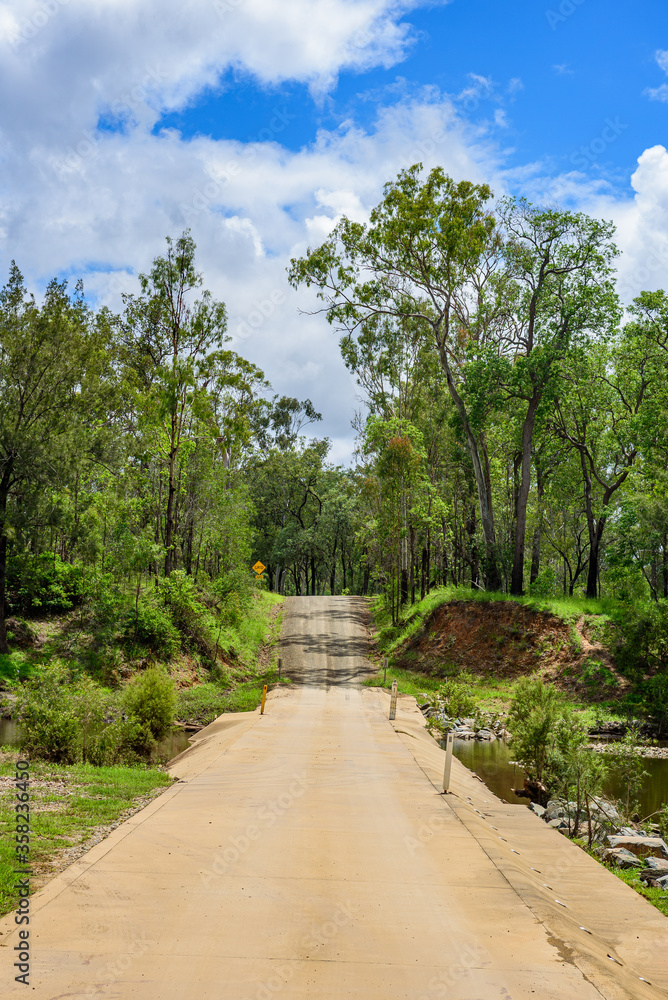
<box><xmin>159</xmin><ymin>571</ymin><xmax>218</xmax><ymax>658</ymax></box>
<box><xmin>7</xmin><ymin>552</ymin><xmax>83</xmax><ymax>615</ymax></box>
<box><xmin>121</xmin><ymin>595</ymin><xmax>180</xmax><ymax>658</ymax></box>
<box><xmin>610</xmin><ymin>600</ymin><xmax>668</xmax><ymax>678</ymax></box>
<box><xmin>121</xmin><ymin>664</ymin><xmax>177</xmax><ymax>742</ymax></box>
<box><xmin>439</xmin><ymin>670</ymin><xmax>478</xmax><ymax>719</ymax></box>
<box><xmin>641</xmin><ymin>671</ymin><xmax>668</xmax><ymax>735</ymax></box>
<box><xmin>507</xmin><ymin>676</ymin><xmax>566</xmax><ymax>784</ymax></box>
<box><xmin>14</xmin><ymin>661</ymin><xmax>142</xmax><ymax>765</ymax></box>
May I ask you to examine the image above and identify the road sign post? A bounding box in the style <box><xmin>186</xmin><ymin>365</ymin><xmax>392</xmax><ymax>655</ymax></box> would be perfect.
<box><xmin>389</xmin><ymin>679</ymin><xmax>398</xmax><ymax>720</ymax></box>
<box><xmin>442</xmin><ymin>731</ymin><xmax>455</xmax><ymax>792</ymax></box>
<box><xmin>260</xmin><ymin>684</ymin><xmax>268</xmax><ymax>715</ymax></box>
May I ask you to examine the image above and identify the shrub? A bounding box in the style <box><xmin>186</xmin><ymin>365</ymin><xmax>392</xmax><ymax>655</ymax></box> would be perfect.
<box><xmin>159</xmin><ymin>571</ymin><xmax>218</xmax><ymax>658</ymax></box>
<box><xmin>439</xmin><ymin>670</ymin><xmax>478</xmax><ymax>719</ymax></box>
<box><xmin>121</xmin><ymin>664</ymin><xmax>177</xmax><ymax>742</ymax></box>
<box><xmin>507</xmin><ymin>676</ymin><xmax>566</xmax><ymax>784</ymax></box>
<box><xmin>121</xmin><ymin>595</ymin><xmax>180</xmax><ymax>658</ymax></box>
<box><xmin>7</xmin><ymin>552</ymin><xmax>83</xmax><ymax>614</ymax></box>
<box><xmin>610</xmin><ymin>600</ymin><xmax>668</xmax><ymax>678</ymax></box>
<box><xmin>14</xmin><ymin>661</ymin><xmax>142</xmax><ymax>765</ymax></box>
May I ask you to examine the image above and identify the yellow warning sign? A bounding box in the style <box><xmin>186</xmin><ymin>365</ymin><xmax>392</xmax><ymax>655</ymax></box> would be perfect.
<box><xmin>252</xmin><ymin>561</ymin><xmax>266</xmax><ymax>576</ymax></box>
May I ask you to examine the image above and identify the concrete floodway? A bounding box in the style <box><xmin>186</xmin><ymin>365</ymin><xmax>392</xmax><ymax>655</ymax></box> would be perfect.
<box><xmin>1</xmin><ymin>596</ymin><xmax>668</xmax><ymax>999</ymax></box>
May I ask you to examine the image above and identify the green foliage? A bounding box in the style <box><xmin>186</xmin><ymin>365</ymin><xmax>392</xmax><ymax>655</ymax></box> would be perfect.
<box><xmin>507</xmin><ymin>676</ymin><xmax>566</xmax><ymax>783</ymax></box>
<box><xmin>121</xmin><ymin>595</ymin><xmax>180</xmax><ymax>658</ymax></box>
<box><xmin>159</xmin><ymin>571</ymin><xmax>218</xmax><ymax>659</ymax></box>
<box><xmin>439</xmin><ymin>670</ymin><xmax>478</xmax><ymax>718</ymax></box>
<box><xmin>14</xmin><ymin>661</ymin><xmax>143</xmax><ymax>765</ymax></box>
<box><xmin>606</xmin><ymin>727</ymin><xmax>650</xmax><ymax>822</ymax></box>
<box><xmin>7</xmin><ymin>552</ymin><xmax>83</xmax><ymax>614</ymax></box>
<box><xmin>610</xmin><ymin>600</ymin><xmax>668</xmax><ymax>678</ymax></box>
<box><xmin>121</xmin><ymin>664</ymin><xmax>177</xmax><ymax>742</ymax></box>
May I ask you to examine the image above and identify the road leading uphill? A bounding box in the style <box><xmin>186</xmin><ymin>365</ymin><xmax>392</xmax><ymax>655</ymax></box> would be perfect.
<box><xmin>0</xmin><ymin>596</ymin><xmax>666</xmax><ymax>998</ymax></box>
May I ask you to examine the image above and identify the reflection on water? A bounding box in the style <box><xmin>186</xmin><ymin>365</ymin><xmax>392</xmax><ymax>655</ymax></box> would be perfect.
<box><xmin>0</xmin><ymin>717</ymin><xmax>192</xmax><ymax>764</ymax></box>
<box><xmin>152</xmin><ymin>729</ymin><xmax>192</xmax><ymax>762</ymax></box>
<box><xmin>0</xmin><ymin>718</ymin><xmax>18</xmax><ymax>747</ymax></box>
<box><xmin>453</xmin><ymin>738</ymin><xmax>668</xmax><ymax>818</ymax></box>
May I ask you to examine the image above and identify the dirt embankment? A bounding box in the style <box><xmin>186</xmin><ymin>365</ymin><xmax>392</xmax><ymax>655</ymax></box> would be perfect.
<box><xmin>394</xmin><ymin>600</ymin><xmax>627</xmax><ymax>700</ymax></box>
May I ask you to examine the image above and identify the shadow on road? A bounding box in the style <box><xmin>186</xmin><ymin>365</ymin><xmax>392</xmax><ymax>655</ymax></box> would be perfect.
<box><xmin>279</xmin><ymin>596</ymin><xmax>377</xmax><ymax>688</ymax></box>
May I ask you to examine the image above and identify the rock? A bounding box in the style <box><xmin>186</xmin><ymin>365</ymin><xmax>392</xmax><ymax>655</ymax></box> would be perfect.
<box><xmin>548</xmin><ymin>818</ymin><xmax>569</xmax><ymax>832</ymax></box>
<box><xmin>419</xmin><ymin>703</ymin><xmax>431</xmax><ymax>713</ymax></box>
<box><xmin>475</xmin><ymin>728</ymin><xmax>494</xmax><ymax>740</ymax></box>
<box><xmin>606</xmin><ymin>836</ymin><xmax>668</xmax><ymax>860</ymax></box>
<box><xmin>643</xmin><ymin>857</ymin><xmax>668</xmax><ymax>872</ymax></box>
<box><xmin>603</xmin><ymin>847</ymin><xmax>644</xmax><ymax>869</ymax></box>
<box><xmin>462</xmin><ymin>718</ymin><xmax>476</xmax><ymax>728</ymax></box>
<box><xmin>529</xmin><ymin>802</ymin><xmax>546</xmax><ymax>818</ymax></box>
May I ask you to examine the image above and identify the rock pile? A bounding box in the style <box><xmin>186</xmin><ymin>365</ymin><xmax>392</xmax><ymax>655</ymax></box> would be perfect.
<box><xmin>530</xmin><ymin>796</ymin><xmax>668</xmax><ymax>887</ymax></box>
<box><xmin>418</xmin><ymin>704</ymin><xmax>508</xmax><ymax>741</ymax></box>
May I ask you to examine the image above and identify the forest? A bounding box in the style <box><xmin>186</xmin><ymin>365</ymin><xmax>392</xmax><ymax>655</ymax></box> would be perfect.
<box><xmin>1</xmin><ymin>164</ymin><xmax>667</xmax><ymax>737</ymax></box>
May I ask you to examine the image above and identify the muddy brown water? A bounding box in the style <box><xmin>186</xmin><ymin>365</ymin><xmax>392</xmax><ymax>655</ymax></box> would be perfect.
<box><xmin>0</xmin><ymin>718</ymin><xmax>192</xmax><ymax>763</ymax></box>
<box><xmin>453</xmin><ymin>737</ymin><xmax>668</xmax><ymax>819</ymax></box>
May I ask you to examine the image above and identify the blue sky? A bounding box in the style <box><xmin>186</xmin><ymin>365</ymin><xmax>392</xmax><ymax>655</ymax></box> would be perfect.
<box><xmin>1</xmin><ymin>0</ymin><xmax>667</xmax><ymax>462</ymax></box>
<box><xmin>155</xmin><ymin>1</ymin><xmax>665</xmax><ymax>191</ymax></box>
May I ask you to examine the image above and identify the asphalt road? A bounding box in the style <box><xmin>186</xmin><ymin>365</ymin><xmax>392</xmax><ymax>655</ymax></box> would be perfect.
<box><xmin>0</xmin><ymin>596</ymin><xmax>666</xmax><ymax>999</ymax></box>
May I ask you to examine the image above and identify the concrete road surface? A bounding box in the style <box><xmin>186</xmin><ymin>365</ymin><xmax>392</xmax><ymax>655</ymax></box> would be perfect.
<box><xmin>1</xmin><ymin>595</ymin><xmax>667</xmax><ymax>999</ymax></box>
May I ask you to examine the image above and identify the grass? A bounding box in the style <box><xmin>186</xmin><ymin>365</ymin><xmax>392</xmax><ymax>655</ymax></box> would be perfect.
<box><xmin>373</xmin><ymin>586</ymin><xmax>619</xmax><ymax>658</ymax></box>
<box><xmin>586</xmin><ymin>848</ymin><xmax>668</xmax><ymax>919</ymax></box>
<box><xmin>0</xmin><ymin>754</ymin><xmax>173</xmax><ymax>917</ymax></box>
<box><xmin>177</xmin><ymin>668</ymin><xmax>292</xmax><ymax>725</ymax></box>
<box><xmin>177</xmin><ymin>591</ymin><xmax>287</xmax><ymax>724</ymax></box>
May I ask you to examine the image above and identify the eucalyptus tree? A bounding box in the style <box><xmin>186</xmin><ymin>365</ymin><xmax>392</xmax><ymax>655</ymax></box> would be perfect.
<box><xmin>552</xmin><ymin>316</ymin><xmax>666</xmax><ymax>597</ymax></box>
<box><xmin>0</xmin><ymin>265</ymin><xmax>118</xmax><ymax>651</ymax></box>
<box><xmin>493</xmin><ymin>200</ymin><xmax>620</xmax><ymax>595</ymax></box>
<box><xmin>289</xmin><ymin>164</ymin><xmax>506</xmax><ymax>590</ymax></box>
<box><xmin>122</xmin><ymin>231</ymin><xmax>229</xmax><ymax>576</ymax></box>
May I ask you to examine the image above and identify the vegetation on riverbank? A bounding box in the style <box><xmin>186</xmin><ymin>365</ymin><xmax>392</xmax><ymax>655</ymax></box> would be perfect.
<box><xmin>367</xmin><ymin>587</ymin><xmax>666</xmax><ymax>731</ymax></box>
<box><xmin>0</xmin><ymin>589</ymin><xmax>285</xmax><ymax>764</ymax></box>
<box><xmin>0</xmin><ymin>755</ymin><xmax>173</xmax><ymax>917</ymax></box>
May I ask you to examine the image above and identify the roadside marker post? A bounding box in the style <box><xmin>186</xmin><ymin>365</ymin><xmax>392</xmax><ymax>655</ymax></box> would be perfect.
<box><xmin>389</xmin><ymin>679</ymin><xmax>398</xmax><ymax>720</ymax></box>
<box><xmin>383</xmin><ymin>657</ymin><xmax>388</xmax><ymax>684</ymax></box>
<box><xmin>260</xmin><ymin>685</ymin><xmax>267</xmax><ymax>715</ymax></box>
<box><xmin>278</xmin><ymin>657</ymin><xmax>282</xmax><ymax>680</ymax></box>
<box><xmin>442</xmin><ymin>731</ymin><xmax>454</xmax><ymax>792</ymax></box>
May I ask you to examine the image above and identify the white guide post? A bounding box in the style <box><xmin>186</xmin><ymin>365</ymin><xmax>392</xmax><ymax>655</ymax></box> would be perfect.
<box><xmin>442</xmin><ymin>731</ymin><xmax>454</xmax><ymax>793</ymax></box>
<box><xmin>389</xmin><ymin>679</ymin><xmax>398</xmax><ymax>721</ymax></box>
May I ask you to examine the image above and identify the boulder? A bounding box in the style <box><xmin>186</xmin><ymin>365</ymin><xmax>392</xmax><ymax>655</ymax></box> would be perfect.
<box><xmin>475</xmin><ymin>728</ymin><xmax>494</xmax><ymax>740</ymax></box>
<box><xmin>529</xmin><ymin>802</ymin><xmax>546</xmax><ymax>818</ymax></box>
<box><xmin>548</xmin><ymin>818</ymin><xmax>569</xmax><ymax>832</ymax></box>
<box><xmin>606</xmin><ymin>836</ymin><xmax>668</xmax><ymax>860</ymax></box>
<box><xmin>642</xmin><ymin>857</ymin><xmax>668</xmax><ymax>872</ymax></box>
<box><xmin>603</xmin><ymin>847</ymin><xmax>644</xmax><ymax>869</ymax></box>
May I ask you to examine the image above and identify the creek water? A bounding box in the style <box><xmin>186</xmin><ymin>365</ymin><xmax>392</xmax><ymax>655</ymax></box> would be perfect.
<box><xmin>0</xmin><ymin>718</ymin><xmax>192</xmax><ymax>764</ymax></box>
<box><xmin>453</xmin><ymin>738</ymin><xmax>668</xmax><ymax>819</ymax></box>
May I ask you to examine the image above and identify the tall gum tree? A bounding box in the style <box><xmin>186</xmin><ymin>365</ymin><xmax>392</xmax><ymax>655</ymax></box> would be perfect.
<box><xmin>0</xmin><ymin>265</ymin><xmax>116</xmax><ymax>652</ymax></box>
<box><xmin>122</xmin><ymin>232</ymin><xmax>228</xmax><ymax>577</ymax></box>
<box><xmin>289</xmin><ymin>164</ymin><xmax>505</xmax><ymax>589</ymax></box>
<box><xmin>493</xmin><ymin>200</ymin><xmax>620</xmax><ymax>595</ymax></box>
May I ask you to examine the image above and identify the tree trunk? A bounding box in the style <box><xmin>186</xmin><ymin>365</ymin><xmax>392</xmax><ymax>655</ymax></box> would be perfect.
<box><xmin>434</xmin><ymin>336</ymin><xmax>501</xmax><ymax>589</ymax></box>
<box><xmin>529</xmin><ymin>461</ymin><xmax>545</xmax><ymax>585</ymax></box>
<box><xmin>164</xmin><ymin>435</ymin><xmax>177</xmax><ymax>577</ymax></box>
<box><xmin>511</xmin><ymin>394</ymin><xmax>540</xmax><ymax>595</ymax></box>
